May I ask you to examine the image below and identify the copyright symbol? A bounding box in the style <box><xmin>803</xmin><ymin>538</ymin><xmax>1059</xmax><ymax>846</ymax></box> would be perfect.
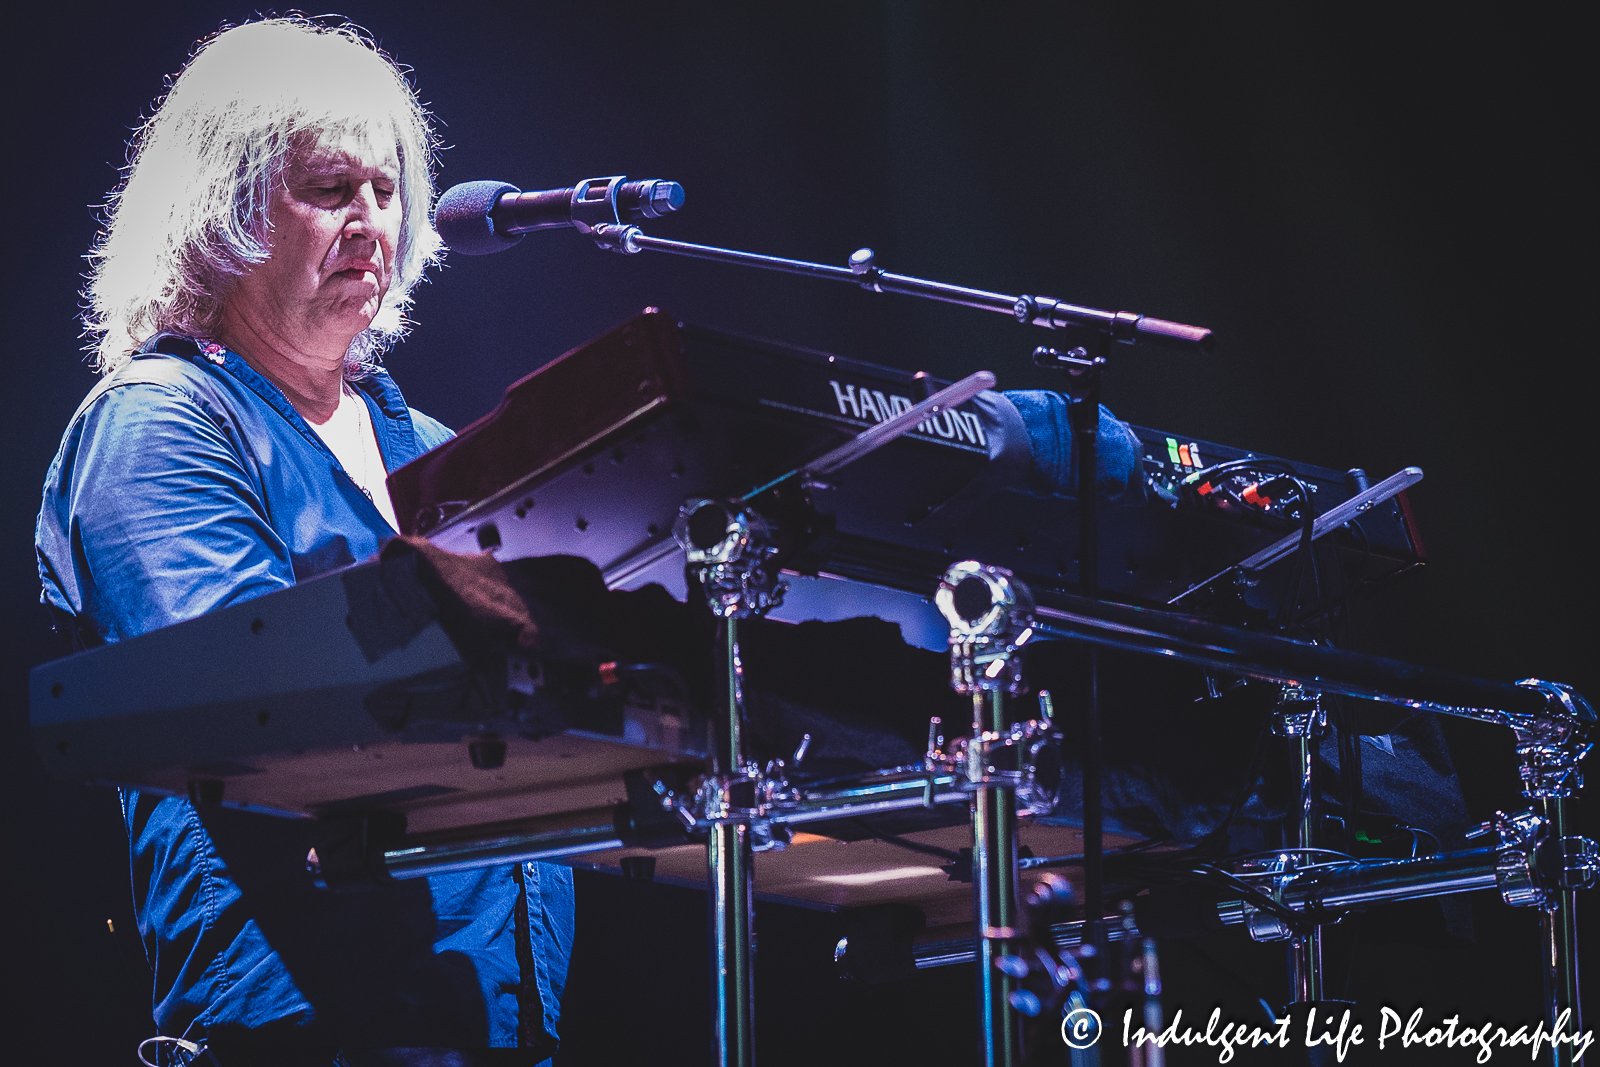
<box><xmin>1060</xmin><ymin>1007</ymin><xmax>1103</xmax><ymax>1049</ymax></box>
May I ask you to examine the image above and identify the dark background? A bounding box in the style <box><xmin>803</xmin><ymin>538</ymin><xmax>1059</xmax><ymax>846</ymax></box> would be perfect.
<box><xmin>2</xmin><ymin>3</ymin><xmax>1590</xmax><ymax>1063</ymax></box>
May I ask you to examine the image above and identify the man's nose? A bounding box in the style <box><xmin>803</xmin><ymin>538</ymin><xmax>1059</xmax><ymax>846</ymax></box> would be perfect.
<box><xmin>342</xmin><ymin>182</ymin><xmax>383</xmax><ymax>240</ymax></box>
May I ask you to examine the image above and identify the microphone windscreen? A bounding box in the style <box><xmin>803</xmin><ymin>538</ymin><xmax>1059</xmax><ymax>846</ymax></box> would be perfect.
<box><xmin>435</xmin><ymin>181</ymin><xmax>523</xmax><ymax>256</ymax></box>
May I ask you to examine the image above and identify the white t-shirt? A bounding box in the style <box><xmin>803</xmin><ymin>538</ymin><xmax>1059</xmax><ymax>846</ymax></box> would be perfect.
<box><xmin>308</xmin><ymin>384</ymin><xmax>401</xmax><ymax>531</ymax></box>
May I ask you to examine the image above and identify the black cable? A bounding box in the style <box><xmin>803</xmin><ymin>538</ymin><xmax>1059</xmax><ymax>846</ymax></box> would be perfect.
<box><xmin>1272</xmin><ymin>474</ymin><xmax>1317</xmax><ymax>630</ymax></box>
<box><xmin>1182</xmin><ymin>458</ymin><xmax>1322</xmax><ymax>630</ymax></box>
<box><xmin>1182</xmin><ymin>457</ymin><xmax>1300</xmax><ymax>485</ymax></box>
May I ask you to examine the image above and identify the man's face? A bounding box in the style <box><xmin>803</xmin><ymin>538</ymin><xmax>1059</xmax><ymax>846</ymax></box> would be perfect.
<box><xmin>226</xmin><ymin>129</ymin><xmax>404</xmax><ymax>354</ymax></box>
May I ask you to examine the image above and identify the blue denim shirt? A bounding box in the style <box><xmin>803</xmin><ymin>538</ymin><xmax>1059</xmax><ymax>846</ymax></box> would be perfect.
<box><xmin>36</xmin><ymin>336</ymin><xmax>573</xmax><ymax>1056</ymax></box>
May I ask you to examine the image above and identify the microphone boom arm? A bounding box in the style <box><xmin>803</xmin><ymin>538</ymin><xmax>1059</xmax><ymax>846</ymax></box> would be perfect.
<box><xmin>587</xmin><ymin>222</ymin><xmax>1214</xmax><ymax>353</ymax></box>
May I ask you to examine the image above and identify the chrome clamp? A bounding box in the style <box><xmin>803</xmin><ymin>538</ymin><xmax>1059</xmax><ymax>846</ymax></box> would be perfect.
<box><xmin>674</xmin><ymin>498</ymin><xmax>787</xmax><ymax>618</ymax></box>
<box><xmin>1510</xmin><ymin>679</ymin><xmax>1595</xmax><ymax>799</ymax></box>
<box><xmin>925</xmin><ymin>716</ymin><xmax>1062</xmax><ymax>816</ymax></box>
<box><xmin>1239</xmin><ymin>853</ymin><xmax>1302</xmax><ymax>943</ymax></box>
<box><xmin>697</xmin><ymin>764</ymin><xmax>764</xmax><ymax>823</ymax></box>
<box><xmin>1465</xmin><ymin>807</ymin><xmax>1600</xmax><ymax>907</ymax></box>
<box><xmin>1549</xmin><ymin>834</ymin><xmax>1600</xmax><ymax>891</ymax></box>
<box><xmin>680</xmin><ymin>753</ymin><xmax>806</xmax><ymax>852</ymax></box>
<box><xmin>1272</xmin><ymin>683</ymin><xmax>1327</xmax><ymax>738</ymax></box>
<box><xmin>1467</xmin><ymin>808</ymin><xmax>1557</xmax><ymax>908</ymax></box>
<box><xmin>935</xmin><ymin>561</ymin><xmax>1036</xmax><ymax>695</ymax></box>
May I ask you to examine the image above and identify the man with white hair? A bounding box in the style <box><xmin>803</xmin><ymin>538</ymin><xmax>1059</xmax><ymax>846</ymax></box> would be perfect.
<box><xmin>36</xmin><ymin>19</ymin><xmax>571</xmax><ymax>1066</ymax></box>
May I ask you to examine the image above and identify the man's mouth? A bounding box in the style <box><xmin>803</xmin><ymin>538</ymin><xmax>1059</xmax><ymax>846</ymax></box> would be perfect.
<box><xmin>332</xmin><ymin>263</ymin><xmax>381</xmax><ymax>281</ymax></box>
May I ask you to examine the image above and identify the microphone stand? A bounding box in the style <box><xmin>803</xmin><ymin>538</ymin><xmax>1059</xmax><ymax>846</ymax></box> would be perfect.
<box><xmin>1031</xmin><ymin>338</ymin><xmax>1112</xmax><ymax>990</ymax></box>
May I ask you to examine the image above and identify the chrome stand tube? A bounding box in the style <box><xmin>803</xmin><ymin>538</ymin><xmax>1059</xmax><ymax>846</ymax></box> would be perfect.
<box><xmin>383</xmin><ymin>806</ymin><xmax>622</xmax><ymax>878</ymax></box>
<box><xmin>1289</xmin><ymin>731</ymin><xmax>1324</xmax><ymax>1003</ymax></box>
<box><xmin>973</xmin><ymin>689</ymin><xmax>1021</xmax><ymax>1067</ymax></box>
<box><xmin>1540</xmin><ymin>797</ymin><xmax>1583</xmax><ymax>1066</ymax></box>
<box><xmin>1130</xmin><ymin>935</ymin><xmax>1166</xmax><ymax>1067</ymax></box>
<box><xmin>1279</xmin><ymin>694</ymin><xmax>1326</xmax><ymax>1006</ymax></box>
<box><xmin>1288</xmin><ymin>927</ymin><xmax>1324</xmax><ymax>1004</ymax></box>
<box><xmin>376</xmin><ymin>774</ymin><xmax>972</xmax><ymax>883</ymax></box>
<box><xmin>1296</xmin><ymin>733</ymin><xmax>1317</xmax><ymax>854</ymax></box>
<box><xmin>912</xmin><ymin>849</ymin><xmax>1500</xmax><ymax>969</ymax></box>
<box><xmin>723</xmin><ymin>615</ymin><xmax>746</xmax><ymax>776</ymax></box>
<box><xmin>709</xmin><ymin>820</ymin><xmax>754</xmax><ymax>1067</ymax></box>
<box><xmin>710</xmin><ymin>615</ymin><xmax>755</xmax><ymax>1067</ymax></box>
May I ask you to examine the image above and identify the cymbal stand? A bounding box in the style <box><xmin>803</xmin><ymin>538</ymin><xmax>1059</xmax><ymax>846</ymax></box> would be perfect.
<box><xmin>674</xmin><ymin>500</ymin><xmax>787</xmax><ymax>1067</ymax></box>
<box><xmin>931</xmin><ymin>561</ymin><xmax>1042</xmax><ymax>1067</ymax></box>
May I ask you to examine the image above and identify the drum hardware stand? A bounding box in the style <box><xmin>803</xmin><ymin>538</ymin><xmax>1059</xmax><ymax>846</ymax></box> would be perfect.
<box><xmin>673</xmin><ymin>498</ymin><xmax>786</xmax><ymax>1067</ymax></box>
<box><xmin>663</xmin><ymin>374</ymin><xmax>995</xmax><ymax>1067</ymax></box>
<box><xmin>913</xmin><ymin>833</ymin><xmax>1595</xmax><ymax>953</ymax></box>
<box><xmin>556</xmin><ymin>175</ymin><xmax>1211</xmax><ymax>1057</ymax></box>
<box><xmin>926</xmin><ymin>560</ymin><xmax>1055</xmax><ymax>1066</ymax></box>
<box><xmin>1270</xmin><ymin>683</ymin><xmax>1329</xmax><ymax>1005</ymax></box>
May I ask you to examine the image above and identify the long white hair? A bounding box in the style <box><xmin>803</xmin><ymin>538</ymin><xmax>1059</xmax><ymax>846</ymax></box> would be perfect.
<box><xmin>84</xmin><ymin>17</ymin><xmax>444</xmax><ymax>378</ymax></box>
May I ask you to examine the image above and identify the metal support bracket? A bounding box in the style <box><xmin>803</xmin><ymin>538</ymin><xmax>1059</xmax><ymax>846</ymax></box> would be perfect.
<box><xmin>937</xmin><ymin>560</ymin><xmax>1036</xmax><ymax>696</ymax></box>
<box><xmin>1511</xmin><ymin>679</ymin><xmax>1595</xmax><ymax>800</ymax></box>
<box><xmin>1464</xmin><ymin>807</ymin><xmax>1600</xmax><ymax>908</ymax></box>
<box><xmin>675</xmin><ymin>498</ymin><xmax>787</xmax><ymax>620</ymax></box>
<box><xmin>1272</xmin><ymin>683</ymin><xmax>1327</xmax><ymax>739</ymax></box>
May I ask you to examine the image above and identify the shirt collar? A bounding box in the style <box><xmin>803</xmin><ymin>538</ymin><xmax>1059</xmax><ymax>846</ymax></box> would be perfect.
<box><xmin>136</xmin><ymin>333</ymin><xmax>423</xmax><ymax>470</ymax></box>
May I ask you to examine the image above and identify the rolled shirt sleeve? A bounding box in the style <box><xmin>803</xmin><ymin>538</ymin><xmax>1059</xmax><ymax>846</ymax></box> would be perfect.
<box><xmin>43</xmin><ymin>380</ymin><xmax>296</xmax><ymax>641</ymax></box>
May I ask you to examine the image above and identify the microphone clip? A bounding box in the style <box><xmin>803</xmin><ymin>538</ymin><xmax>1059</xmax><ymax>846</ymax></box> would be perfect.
<box><xmin>568</xmin><ymin>175</ymin><xmax>628</xmax><ymax>235</ymax></box>
<box><xmin>1031</xmin><ymin>327</ymin><xmax>1109</xmax><ymax>402</ymax></box>
<box><xmin>572</xmin><ymin>177</ymin><xmax>661</xmax><ymax>254</ymax></box>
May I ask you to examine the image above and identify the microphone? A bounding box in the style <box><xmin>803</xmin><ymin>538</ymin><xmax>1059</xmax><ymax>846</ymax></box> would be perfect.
<box><xmin>435</xmin><ymin>176</ymin><xmax>685</xmax><ymax>256</ymax></box>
